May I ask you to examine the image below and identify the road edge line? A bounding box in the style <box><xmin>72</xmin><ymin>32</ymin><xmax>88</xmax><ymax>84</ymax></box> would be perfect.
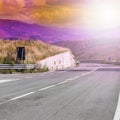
<box><xmin>113</xmin><ymin>92</ymin><xmax>120</xmax><ymax>120</ymax></box>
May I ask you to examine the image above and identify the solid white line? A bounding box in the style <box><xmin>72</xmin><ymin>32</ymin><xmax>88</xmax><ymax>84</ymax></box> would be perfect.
<box><xmin>0</xmin><ymin>79</ymin><xmax>19</xmax><ymax>83</ymax></box>
<box><xmin>0</xmin><ymin>68</ymin><xmax>99</xmax><ymax>106</ymax></box>
<box><xmin>113</xmin><ymin>93</ymin><xmax>120</xmax><ymax>120</ymax></box>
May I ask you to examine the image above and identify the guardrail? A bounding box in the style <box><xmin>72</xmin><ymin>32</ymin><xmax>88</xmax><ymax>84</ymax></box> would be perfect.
<box><xmin>0</xmin><ymin>64</ymin><xmax>38</xmax><ymax>70</ymax></box>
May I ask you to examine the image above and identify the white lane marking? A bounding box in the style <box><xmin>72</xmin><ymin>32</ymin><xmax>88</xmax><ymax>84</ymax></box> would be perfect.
<box><xmin>57</xmin><ymin>80</ymin><xmax>69</xmax><ymax>85</ymax></box>
<box><xmin>38</xmin><ymin>85</ymin><xmax>56</xmax><ymax>91</ymax></box>
<box><xmin>66</xmin><ymin>68</ymin><xmax>100</xmax><ymax>82</ymax></box>
<box><xmin>0</xmin><ymin>85</ymin><xmax>57</xmax><ymax>105</ymax></box>
<box><xmin>0</xmin><ymin>68</ymin><xmax>99</xmax><ymax>106</ymax></box>
<box><xmin>11</xmin><ymin>92</ymin><xmax>35</xmax><ymax>100</ymax></box>
<box><xmin>25</xmin><ymin>77</ymin><xmax>32</xmax><ymax>79</ymax></box>
<box><xmin>0</xmin><ymin>79</ymin><xmax>19</xmax><ymax>83</ymax></box>
<box><xmin>113</xmin><ymin>93</ymin><xmax>120</xmax><ymax>120</ymax></box>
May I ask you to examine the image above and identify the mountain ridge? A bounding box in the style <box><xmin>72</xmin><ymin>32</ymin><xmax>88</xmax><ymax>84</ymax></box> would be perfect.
<box><xmin>54</xmin><ymin>40</ymin><xmax>120</xmax><ymax>63</ymax></box>
<box><xmin>0</xmin><ymin>19</ymin><xmax>83</xmax><ymax>43</ymax></box>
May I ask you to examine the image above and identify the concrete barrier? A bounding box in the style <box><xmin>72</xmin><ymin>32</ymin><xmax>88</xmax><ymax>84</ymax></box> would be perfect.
<box><xmin>37</xmin><ymin>51</ymin><xmax>76</xmax><ymax>70</ymax></box>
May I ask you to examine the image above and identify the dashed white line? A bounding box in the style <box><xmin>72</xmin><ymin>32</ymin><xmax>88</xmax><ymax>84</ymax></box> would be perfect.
<box><xmin>0</xmin><ymin>68</ymin><xmax>99</xmax><ymax>106</ymax></box>
<box><xmin>113</xmin><ymin>92</ymin><xmax>120</xmax><ymax>120</ymax></box>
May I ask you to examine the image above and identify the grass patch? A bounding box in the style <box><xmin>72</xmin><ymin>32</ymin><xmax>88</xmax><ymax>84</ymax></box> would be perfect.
<box><xmin>0</xmin><ymin>67</ymin><xmax>49</xmax><ymax>74</ymax></box>
<box><xmin>0</xmin><ymin>39</ymin><xmax>68</xmax><ymax>64</ymax></box>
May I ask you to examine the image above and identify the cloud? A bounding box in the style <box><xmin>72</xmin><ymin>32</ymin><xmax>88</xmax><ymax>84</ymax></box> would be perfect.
<box><xmin>0</xmin><ymin>0</ymin><xmax>3</xmax><ymax>14</ymax></box>
<box><xmin>33</xmin><ymin>0</ymin><xmax>46</xmax><ymax>6</ymax></box>
<box><xmin>0</xmin><ymin>0</ymin><xmax>23</xmax><ymax>15</ymax></box>
<box><xmin>0</xmin><ymin>0</ymin><xmax>78</xmax><ymax>26</ymax></box>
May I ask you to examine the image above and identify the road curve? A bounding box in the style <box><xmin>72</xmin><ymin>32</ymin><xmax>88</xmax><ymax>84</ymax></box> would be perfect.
<box><xmin>0</xmin><ymin>65</ymin><xmax>119</xmax><ymax>120</ymax></box>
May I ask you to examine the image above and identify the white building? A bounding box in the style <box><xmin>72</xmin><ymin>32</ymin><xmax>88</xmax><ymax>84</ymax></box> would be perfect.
<box><xmin>37</xmin><ymin>51</ymin><xmax>76</xmax><ymax>71</ymax></box>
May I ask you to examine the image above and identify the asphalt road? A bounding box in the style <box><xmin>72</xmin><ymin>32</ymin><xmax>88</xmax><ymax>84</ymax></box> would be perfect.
<box><xmin>0</xmin><ymin>64</ymin><xmax>120</xmax><ymax>120</ymax></box>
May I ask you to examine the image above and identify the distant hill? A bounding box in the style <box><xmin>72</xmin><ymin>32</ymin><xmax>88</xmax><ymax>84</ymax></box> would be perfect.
<box><xmin>0</xmin><ymin>19</ymin><xmax>82</xmax><ymax>43</ymax></box>
<box><xmin>0</xmin><ymin>39</ymin><xmax>68</xmax><ymax>64</ymax></box>
<box><xmin>47</xmin><ymin>0</ymin><xmax>80</xmax><ymax>5</ymax></box>
<box><xmin>54</xmin><ymin>40</ymin><xmax>120</xmax><ymax>63</ymax></box>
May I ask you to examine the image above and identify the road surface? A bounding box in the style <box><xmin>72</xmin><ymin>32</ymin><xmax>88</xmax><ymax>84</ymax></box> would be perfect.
<box><xmin>0</xmin><ymin>63</ymin><xmax>120</xmax><ymax>120</ymax></box>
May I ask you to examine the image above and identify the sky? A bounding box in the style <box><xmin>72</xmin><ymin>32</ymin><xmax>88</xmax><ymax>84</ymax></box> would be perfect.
<box><xmin>0</xmin><ymin>0</ymin><xmax>120</xmax><ymax>39</ymax></box>
<box><xmin>80</xmin><ymin>0</ymin><xmax>120</xmax><ymax>29</ymax></box>
<box><xmin>0</xmin><ymin>0</ymin><xmax>120</xmax><ymax>29</ymax></box>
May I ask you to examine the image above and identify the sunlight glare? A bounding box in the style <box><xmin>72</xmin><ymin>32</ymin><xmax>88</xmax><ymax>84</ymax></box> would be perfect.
<box><xmin>81</xmin><ymin>1</ymin><xmax>120</xmax><ymax>30</ymax></box>
<box><xmin>94</xmin><ymin>2</ymin><xmax>119</xmax><ymax>28</ymax></box>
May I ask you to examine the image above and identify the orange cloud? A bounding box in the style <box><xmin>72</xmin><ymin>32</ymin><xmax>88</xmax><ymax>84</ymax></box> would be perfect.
<box><xmin>0</xmin><ymin>0</ymin><xmax>23</xmax><ymax>15</ymax></box>
<box><xmin>33</xmin><ymin>0</ymin><xmax>46</xmax><ymax>6</ymax></box>
<box><xmin>0</xmin><ymin>0</ymin><xmax>3</xmax><ymax>14</ymax></box>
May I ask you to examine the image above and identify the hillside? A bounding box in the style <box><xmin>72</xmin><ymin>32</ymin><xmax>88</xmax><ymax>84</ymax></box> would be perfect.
<box><xmin>0</xmin><ymin>19</ymin><xmax>80</xmax><ymax>43</ymax></box>
<box><xmin>47</xmin><ymin>0</ymin><xmax>80</xmax><ymax>4</ymax></box>
<box><xmin>0</xmin><ymin>40</ymin><xmax>68</xmax><ymax>64</ymax></box>
<box><xmin>54</xmin><ymin>40</ymin><xmax>120</xmax><ymax>63</ymax></box>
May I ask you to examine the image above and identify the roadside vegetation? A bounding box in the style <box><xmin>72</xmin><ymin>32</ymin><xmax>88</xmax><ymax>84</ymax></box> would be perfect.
<box><xmin>0</xmin><ymin>39</ymin><xmax>68</xmax><ymax>64</ymax></box>
<box><xmin>0</xmin><ymin>39</ymin><xmax>68</xmax><ymax>74</ymax></box>
<box><xmin>0</xmin><ymin>67</ymin><xmax>49</xmax><ymax>74</ymax></box>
